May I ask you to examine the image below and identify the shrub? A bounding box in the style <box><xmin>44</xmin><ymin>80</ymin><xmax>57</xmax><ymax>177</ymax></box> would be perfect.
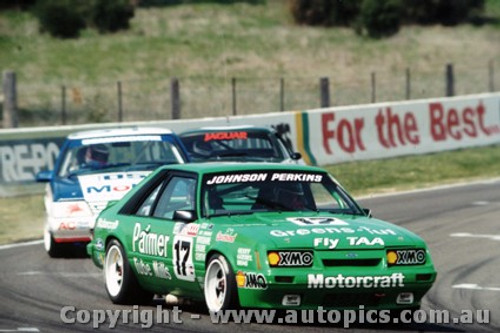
<box><xmin>288</xmin><ymin>0</ymin><xmax>362</xmax><ymax>27</ymax></box>
<box><xmin>90</xmin><ymin>0</ymin><xmax>135</xmax><ymax>33</ymax></box>
<box><xmin>359</xmin><ymin>0</ymin><xmax>402</xmax><ymax>38</ymax></box>
<box><xmin>34</xmin><ymin>0</ymin><xmax>86</xmax><ymax>38</ymax></box>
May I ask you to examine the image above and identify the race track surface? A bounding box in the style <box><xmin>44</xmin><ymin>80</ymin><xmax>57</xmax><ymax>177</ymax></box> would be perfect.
<box><xmin>1</xmin><ymin>179</ymin><xmax>499</xmax><ymax>332</ymax></box>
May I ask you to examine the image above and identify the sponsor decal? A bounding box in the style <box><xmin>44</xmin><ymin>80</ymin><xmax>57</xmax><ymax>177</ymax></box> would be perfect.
<box><xmin>96</xmin><ymin>218</ymin><xmax>119</xmax><ymax>230</ymax></box>
<box><xmin>216</xmin><ymin>228</ymin><xmax>237</xmax><ymax>243</ymax></box>
<box><xmin>308</xmin><ymin>273</ymin><xmax>405</xmax><ymax>289</ymax></box>
<box><xmin>387</xmin><ymin>249</ymin><xmax>426</xmax><ymax>265</ymax></box>
<box><xmin>347</xmin><ymin>236</ymin><xmax>384</xmax><ymax>246</ymax></box>
<box><xmin>287</xmin><ymin>217</ymin><xmax>348</xmax><ymax>226</ymax></box>
<box><xmin>133</xmin><ymin>257</ymin><xmax>153</xmax><ymax>277</ymax></box>
<box><xmin>270</xmin><ymin>226</ymin><xmax>397</xmax><ymax>237</ymax></box>
<box><xmin>205</xmin><ymin>172</ymin><xmax>323</xmax><ymax>185</ymax></box>
<box><xmin>270</xmin><ymin>173</ymin><xmax>323</xmax><ymax>182</ymax></box>
<box><xmin>204</xmin><ymin>131</ymin><xmax>248</xmax><ymax>141</ymax></box>
<box><xmin>313</xmin><ymin>237</ymin><xmax>339</xmax><ymax>249</ymax></box>
<box><xmin>237</xmin><ymin>248</ymin><xmax>253</xmax><ymax>267</ymax></box>
<box><xmin>236</xmin><ymin>271</ymin><xmax>267</xmax><ymax>289</ymax></box>
<box><xmin>268</xmin><ymin>251</ymin><xmax>313</xmax><ymax>267</ymax></box>
<box><xmin>173</xmin><ymin>236</ymin><xmax>195</xmax><ymax>281</ymax></box>
<box><xmin>152</xmin><ymin>260</ymin><xmax>172</xmax><ymax>280</ymax></box>
<box><xmin>207</xmin><ymin>173</ymin><xmax>267</xmax><ymax>185</ymax></box>
<box><xmin>132</xmin><ymin>223</ymin><xmax>170</xmax><ymax>257</ymax></box>
<box><xmin>95</xmin><ymin>238</ymin><xmax>104</xmax><ymax>251</ymax></box>
<box><xmin>79</xmin><ymin>171</ymin><xmax>150</xmax><ymax>202</ymax></box>
<box><xmin>180</xmin><ymin>223</ymin><xmax>199</xmax><ymax>237</ymax></box>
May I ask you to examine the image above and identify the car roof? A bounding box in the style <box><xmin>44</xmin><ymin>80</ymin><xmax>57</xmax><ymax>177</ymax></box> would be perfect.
<box><xmin>179</xmin><ymin>125</ymin><xmax>274</xmax><ymax>135</ymax></box>
<box><xmin>156</xmin><ymin>162</ymin><xmax>324</xmax><ymax>175</ymax></box>
<box><xmin>67</xmin><ymin>127</ymin><xmax>174</xmax><ymax>140</ymax></box>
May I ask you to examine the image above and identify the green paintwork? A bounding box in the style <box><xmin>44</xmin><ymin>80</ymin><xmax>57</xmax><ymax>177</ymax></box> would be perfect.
<box><xmin>87</xmin><ymin>162</ymin><xmax>436</xmax><ymax>310</ymax></box>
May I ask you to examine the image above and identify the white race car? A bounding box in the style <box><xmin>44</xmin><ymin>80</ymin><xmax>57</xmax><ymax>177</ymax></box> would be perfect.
<box><xmin>36</xmin><ymin>127</ymin><xmax>190</xmax><ymax>257</ymax></box>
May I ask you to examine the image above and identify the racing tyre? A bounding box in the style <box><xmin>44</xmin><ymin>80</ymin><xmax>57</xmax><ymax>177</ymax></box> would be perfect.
<box><xmin>204</xmin><ymin>253</ymin><xmax>239</xmax><ymax>312</ymax></box>
<box><xmin>104</xmin><ymin>239</ymin><xmax>152</xmax><ymax>305</ymax></box>
<box><xmin>44</xmin><ymin>229</ymin><xmax>63</xmax><ymax>258</ymax></box>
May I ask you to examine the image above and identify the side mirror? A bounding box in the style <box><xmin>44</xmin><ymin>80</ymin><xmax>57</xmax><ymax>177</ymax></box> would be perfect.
<box><xmin>173</xmin><ymin>210</ymin><xmax>197</xmax><ymax>223</ymax></box>
<box><xmin>36</xmin><ymin>170</ymin><xmax>53</xmax><ymax>183</ymax></box>
<box><xmin>291</xmin><ymin>152</ymin><xmax>302</xmax><ymax>160</ymax></box>
<box><xmin>363</xmin><ymin>208</ymin><xmax>372</xmax><ymax>218</ymax></box>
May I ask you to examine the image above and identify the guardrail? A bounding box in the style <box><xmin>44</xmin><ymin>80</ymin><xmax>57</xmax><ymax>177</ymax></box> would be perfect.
<box><xmin>1</xmin><ymin>92</ymin><xmax>499</xmax><ymax>197</ymax></box>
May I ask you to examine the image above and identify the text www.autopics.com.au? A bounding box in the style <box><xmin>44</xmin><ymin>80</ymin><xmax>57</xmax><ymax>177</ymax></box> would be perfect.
<box><xmin>60</xmin><ymin>305</ymin><xmax>490</xmax><ymax>329</ymax></box>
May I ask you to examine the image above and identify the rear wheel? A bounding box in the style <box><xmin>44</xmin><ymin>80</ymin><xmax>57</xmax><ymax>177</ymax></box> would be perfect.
<box><xmin>104</xmin><ymin>239</ymin><xmax>152</xmax><ymax>304</ymax></box>
<box><xmin>44</xmin><ymin>228</ymin><xmax>63</xmax><ymax>258</ymax></box>
<box><xmin>204</xmin><ymin>253</ymin><xmax>239</xmax><ymax>312</ymax></box>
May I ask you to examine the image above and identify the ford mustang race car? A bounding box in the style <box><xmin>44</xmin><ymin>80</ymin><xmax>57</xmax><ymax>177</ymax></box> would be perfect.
<box><xmin>87</xmin><ymin>163</ymin><xmax>436</xmax><ymax>312</ymax></box>
<box><xmin>179</xmin><ymin>126</ymin><xmax>303</xmax><ymax>163</ymax></box>
<box><xmin>36</xmin><ymin>127</ymin><xmax>190</xmax><ymax>257</ymax></box>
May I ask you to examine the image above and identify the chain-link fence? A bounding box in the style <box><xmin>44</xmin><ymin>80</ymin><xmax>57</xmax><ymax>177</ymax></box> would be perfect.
<box><xmin>2</xmin><ymin>59</ymin><xmax>498</xmax><ymax>128</ymax></box>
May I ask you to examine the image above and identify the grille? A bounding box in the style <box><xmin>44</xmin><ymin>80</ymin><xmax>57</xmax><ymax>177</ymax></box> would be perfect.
<box><xmin>322</xmin><ymin>258</ymin><xmax>381</xmax><ymax>267</ymax></box>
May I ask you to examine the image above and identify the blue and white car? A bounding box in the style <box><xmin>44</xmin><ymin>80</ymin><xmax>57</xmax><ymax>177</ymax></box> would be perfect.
<box><xmin>36</xmin><ymin>127</ymin><xmax>190</xmax><ymax>257</ymax></box>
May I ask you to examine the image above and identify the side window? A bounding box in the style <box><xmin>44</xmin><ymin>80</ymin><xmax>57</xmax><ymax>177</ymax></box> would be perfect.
<box><xmin>152</xmin><ymin>177</ymin><xmax>196</xmax><ymax>219</ymax></box>
<box><xmin>136</xmin><ymin>183</ymin><xmax>163</xmax><ymax>217</ymax></box>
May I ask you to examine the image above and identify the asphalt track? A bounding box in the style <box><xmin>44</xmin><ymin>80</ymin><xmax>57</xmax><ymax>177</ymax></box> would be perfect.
<box><xmin>1</xmin><ymin>179</ymin><xmax>499</xmax><ymax>333</ymax></box>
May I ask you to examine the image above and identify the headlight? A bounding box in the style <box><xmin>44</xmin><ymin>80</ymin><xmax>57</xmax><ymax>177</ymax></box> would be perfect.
<box><xmin>267</xmin><ymin>251</ymin><xmax>313</xmax><ymax>267</ymax></box>
<box><xmin>386</xmin><ymin>249</ymin><xmax>426</xmax><ymax>266</ymax></box>
<box><xmin>50</xmin><ymin>201</ymin><xmax>93</xmax><ymax>218</ymax></box>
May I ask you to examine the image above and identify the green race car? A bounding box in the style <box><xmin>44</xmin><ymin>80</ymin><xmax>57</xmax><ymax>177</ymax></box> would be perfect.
<box><xmin>87</xmin><ymin>163</ymin><xmax>436</xmax><ymax>312</ymax></box>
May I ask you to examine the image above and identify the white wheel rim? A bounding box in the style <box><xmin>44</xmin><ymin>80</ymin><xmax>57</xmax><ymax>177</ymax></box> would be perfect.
<box><xmin>105</xmin><ymin>245</ymin><xmax>124</xmax><ymax>297</ymax></box>
<box><xmin>44</xmin><ymin>228</ymin><xmax>51</xmax><ymax>252</ymax></box>
<box><xmin>205</xmin><ymin>258</ymin><xmax>227</xmax><ymax>312</ymax></box>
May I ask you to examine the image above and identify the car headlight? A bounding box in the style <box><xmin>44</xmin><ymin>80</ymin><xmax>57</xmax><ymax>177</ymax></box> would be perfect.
<box><xmin>267</xmin><ymin>251</ymin><xmax>313</xmax><ymax>267</ymax></box>
<box><xmin>386</xmin><ymin>249</ymin><xmax>426</xmax><ymax>266</ymax></box>
<box><xmin>50</xmin><ymin>201</ymin><xmax>93</xmax><ymax>218</ymax></box>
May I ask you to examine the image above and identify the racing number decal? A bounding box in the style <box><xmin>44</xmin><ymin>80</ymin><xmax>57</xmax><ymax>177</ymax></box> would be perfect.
<box><xmin>173</xmin><ymin>236</ymin><xmax>195</xmax><ymax>281</ymax></box>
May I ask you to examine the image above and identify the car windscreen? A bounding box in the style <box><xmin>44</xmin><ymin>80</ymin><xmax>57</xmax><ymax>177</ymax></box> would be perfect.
<box><xmin>200</xmin><ymin>170</ymin><xmax>364</xmax><ymax>217</ymax></box>
<box><xmin>57</xmin><ymin>136</ymin><xmax>186</xmax><ymax>177</ymax></box>
<box><xmin>180</xmin><ymin>130</ymin><xmax>285</xmax><ymax>162</ymax></box>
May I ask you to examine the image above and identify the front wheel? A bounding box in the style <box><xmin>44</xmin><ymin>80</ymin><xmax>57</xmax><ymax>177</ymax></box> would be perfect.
<box><xmin>104</xmin><ymin>239</ymin><xmax>152</xmax><ymax>304</ymax></box>
<box><xmin>204</xmin><ymin>253</ymin><xmax>239</xmax><ymax>312</ymax></box>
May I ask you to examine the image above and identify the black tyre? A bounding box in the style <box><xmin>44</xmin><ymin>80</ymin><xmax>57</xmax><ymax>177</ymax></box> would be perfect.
<box><xmin>44</xmin><ymin>228</ymin><xmax>64</xmax><ymax>258</ymax></box>
<box><xmin>104</xmin><ymin>239</ymin><xmax>152</xmax><ymax>304</ymax></box>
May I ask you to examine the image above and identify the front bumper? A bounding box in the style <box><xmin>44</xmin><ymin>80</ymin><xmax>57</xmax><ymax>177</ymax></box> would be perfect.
<box><xmin>235</xmin><ymin>266</ymin><xmax>436</xmax><ymax>310</ymax></box>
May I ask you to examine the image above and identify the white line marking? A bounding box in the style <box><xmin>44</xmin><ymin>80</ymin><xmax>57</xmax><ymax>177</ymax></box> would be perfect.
<box><xmin>453</xmin><ymin>284</ymin><xmax>500</xmax><ymax>292</ymax></box>
<box><xmin>0</xmin><ymin>328</ymin><xmax>40</xmax><ymax>332</ymax></box>
<box><xmin>17</xmin><ymin>271</ymin><xmax>100</xmax><ymax>277</ymax></box>
<box><xmin>450</xmin><ymin>233</ymin><xmax>500</xmax><ymax>241</ymax></box>
<box><xmin>0</xmin><ymin>240</ymin><xmax>43</xmax><ymax>251</ymax></box>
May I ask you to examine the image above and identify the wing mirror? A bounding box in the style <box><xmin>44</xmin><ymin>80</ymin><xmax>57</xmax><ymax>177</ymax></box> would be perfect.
<box><xmin>363</xmin><ymin>208</ymin><xmax>372</xmax><ymax>218</ymax></box>
<box><xmin>36</xmin><ymin>170</ymin><xmax>53</xmax><ymax>183</ymax></box>
<box><xmin>173</xmin><ymin>210</ymin><xmax>197</xmax><ymax>223</ymax></box>
<box><xmin>291</xmin><ymin>152</ymin><xmax>302</xmax><ymax>160</ymax></box>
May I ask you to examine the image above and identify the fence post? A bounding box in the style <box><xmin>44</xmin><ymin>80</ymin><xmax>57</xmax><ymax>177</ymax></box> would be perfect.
<box><xmin>280</xmin><ymin>77</ymin><xmax>285</xmax><ymax>111</ymax></box>
<box><xmin>171</xmin><ymin>77</ymin><xmax>180</xmax><ymax>120</ymax></box>
<box><xmin>405</xmin><ymin>68</ymin><xmax>411</xmax><ymax>100</ymax></box>
<box><xmin>320</xmin><ymin>77</ymin><xmax>330</xmax><ymax>108</ymax></box>
<box><xmin>371</xmin><ymin>72</ymin><xmax>376</xmax><ymax>103</ymax></box>
<box><xmin>117</xmin><ymin>81</ymin><xmax>123</xmax><ymax>122</ymax></box>
<box><xmin>446</xmin><ymin>63</ymin><xmax>455</xmax><ymax>97</ymax></box>
<box><xmin>2</xmin><ymin>70</ymin><xmax>18</xmax><ymax>128</ymax></box>
<box><xmin>489</xmin><ymin>60</ymin><xmax>495</xmax><ymax>92</ymax></box>
<box><xmin>232</xmin><ymin>77</ymin><xmax>237</xmax><ymax>116</ymax></box>
<box><xmin>61</xmin><ymin>85</ymin><xmax>66</xmax><ymax>125</ymax></box>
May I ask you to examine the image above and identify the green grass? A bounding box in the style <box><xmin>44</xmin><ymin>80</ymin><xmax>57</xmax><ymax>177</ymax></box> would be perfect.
<box><xmin>1</xmin><ymin>145</ymin><xmax>499</xmax><ymax>244</ymax></box>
